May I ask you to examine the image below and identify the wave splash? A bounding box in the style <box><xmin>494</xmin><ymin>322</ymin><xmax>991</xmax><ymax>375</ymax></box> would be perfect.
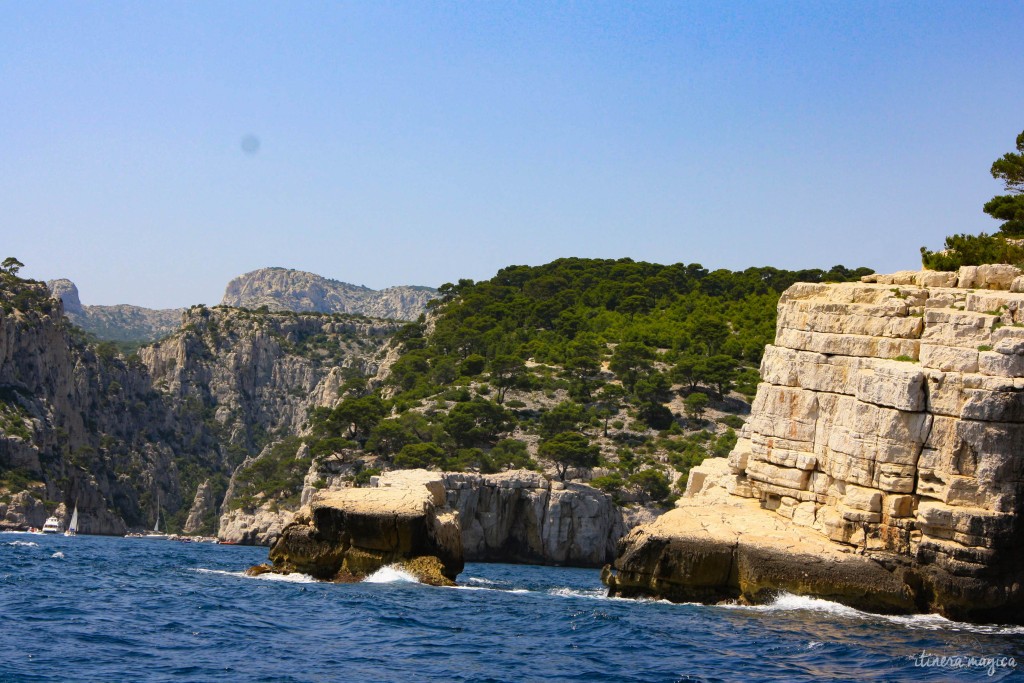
<box><xmin>362</xmin><ymin>565</ymin><xmax>420</xmax><ymax>584</ymax></box>
<box><xmin>4</xmin><ymin>541</ymin><xmax>39</xmax><ymax>547</ymax></box>
<box><xmin>193</xmin><ymin>568</ymin><xmax>317</xmax><ymax>584</ymax></box>
<box><xmin>722</xmin><ymin>592</ymin><xmax>1024</xmax><ymax>634</ymax></box>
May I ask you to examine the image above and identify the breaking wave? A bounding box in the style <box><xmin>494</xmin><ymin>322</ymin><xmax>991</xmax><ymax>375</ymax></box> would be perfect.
<box><xmin>721</xmin><ymin>592</ymin><xmax>1024</xmax><ymax>634</ymax></box>
<box><xmin>192</xmin><ymin>568</ymin><xmax>317</xmax><ymax>583</ymax></box>
<box><xmin>362</xmin><ymin>565</ymin><xmax>420</xmax><ymax>584</ymax></box>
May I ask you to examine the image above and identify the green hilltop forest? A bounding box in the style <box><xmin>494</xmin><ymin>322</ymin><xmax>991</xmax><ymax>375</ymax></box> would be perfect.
<box><xmin>298</xmin><ymin>258</ymin><xmax>873</xmax><ymax>506</ymax></box>
<box><xmin>921</xmin><ymin>128</ymin><xmax>1024</xmax><ymax>269</ymax></box>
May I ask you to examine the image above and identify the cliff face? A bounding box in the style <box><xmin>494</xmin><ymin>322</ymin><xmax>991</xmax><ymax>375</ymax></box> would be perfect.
<box><xmin>0</xmin><ymin>281</ymin><xmax>186</xmax><ymax>534</ymax></box>
<box><xmin>220</xmin><ymin>268</ymin><xmax>436</xmax><ymax>321</ymax></box>
<box><xmin>220</xmin><ymin>463</ymin><xmax>630</xmax><ymax>568</ymax></box>
<box><xmin>605</xmin><ymin>266</ymin><xmax>1024</xmax><ymax>623</ymax></box>
<box><xmin>444</xmin><ymin>471</ymin><xmax>625</xmax><ymax>566</ymax></box>
<box><xmin>139</xmin><ymin>306</ymin><xmax>397</xmax><ymax>454</ymax></box>
<box><xmin>47</xmin><ymin>279</ymin><xmax>184</xmax><ymax>342</ymax></box>
<box><xmin>1</xmin><ymin>275</ymin><xmax>399</xmax><ymax>535</ymax></box>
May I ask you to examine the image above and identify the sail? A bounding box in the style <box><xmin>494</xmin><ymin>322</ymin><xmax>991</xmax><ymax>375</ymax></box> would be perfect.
<box><xmin>68</xmin><ymin>505</ymin><xmax>79</xmax><ymax>533</ymax></box>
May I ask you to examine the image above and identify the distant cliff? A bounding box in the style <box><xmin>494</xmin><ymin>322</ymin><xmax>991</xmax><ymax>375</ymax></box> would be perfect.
<box><xmin>220</xmin><ymin>268</ymin><xmax>436</xmax><ymax>320</ymax></box>
<box><xmin>47</xmin><ymin>279</ymin><xmax>184</xmax><ymax>343</ymax></box>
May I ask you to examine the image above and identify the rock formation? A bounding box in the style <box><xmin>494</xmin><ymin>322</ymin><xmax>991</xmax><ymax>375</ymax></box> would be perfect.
<box><xmin>139</xmin><ymin>306</ymin><xmax>397</xmax><ymax>451</ymax></box>
<box><xmin>2</xmin><ymin>273</ymin><xmax>399</xmax><ymax>535</ymax></box>
<box><xmin>47</xmin><ymin>278</ymin><xmax>184</xmax><ymax>342</ymax></box>
<box><xmin>183</xmin><ymin>479</ymin><xmax>216</xmax><ymax>534</ymax></box>
<box><xmin>255</xmin><ymin>470</ymin><xmax>463</xmax><ymax>585</ymax></box>
<box><xmin>444</xmin><ymin>471</ymin><xmax>625</xmax><ymax>566</ymax></box>
<box><xmin>220</xmin><ymin>268</ymin><xmax>436</xmax><ymax>320</ymax></box>
<box><xmin>604</xmin><ymin>266</ymin><xmax>1024</xmax><ymax>624</ymax></box>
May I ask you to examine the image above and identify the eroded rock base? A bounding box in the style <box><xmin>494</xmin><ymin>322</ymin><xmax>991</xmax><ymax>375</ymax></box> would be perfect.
<box><xmin>252</xmin><ymin>471</ymin><xmax>464</xmax><ymax>586</ymax></box>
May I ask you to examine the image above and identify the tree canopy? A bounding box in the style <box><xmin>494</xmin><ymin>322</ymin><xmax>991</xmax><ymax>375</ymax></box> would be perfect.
<box><xmin>923</xmin><ymin>129</ymin><xmax>1024</xmax><ymax>269</ymax></box>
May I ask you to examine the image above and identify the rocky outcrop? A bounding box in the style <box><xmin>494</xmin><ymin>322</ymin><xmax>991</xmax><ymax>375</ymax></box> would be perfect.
<box><xmin>604</xmin><ymin>267</ymin><xmax>1024</xmax><ymax>624</ymax></box>
<box><xmin>444</xmin><ymin>471</ymin><xmax>625</xmax><ymax>566</ymax></box>
<box><xmin>183</xmin><ymin>480</ymin><xmax>216</xmax><ymax>534</ymax></box>
<box><xmin>0</xmin><ymin>491</ymin><xmax>47</xmax><ymax>529</ymax></box>
<box><xmin>256</xmin><ymin>470</ymin><xmax>463</xmax><ymax>585</ymax></box>
<box><xmin>47</xmin><ymin>278</ymin><xmax>184</xmax><ymax>342</ymax></box>
<box><xmin>220</xmin><ymin>268</ymin><xmax>436</xmax><ymax>321</ymax></box>
<box><xmin>219</xmin><ymin>504</ymin><xmax>298</xmax><ymax>545</ymax></box>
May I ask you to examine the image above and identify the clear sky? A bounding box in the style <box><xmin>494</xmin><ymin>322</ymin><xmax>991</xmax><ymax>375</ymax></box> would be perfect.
<box><xmin>3</xmin><ymin>2</ymin><xmax>1024</xmax><ymax>309</ymax></box>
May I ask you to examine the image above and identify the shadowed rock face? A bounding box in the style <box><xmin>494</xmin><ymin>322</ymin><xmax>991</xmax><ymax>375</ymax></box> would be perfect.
<box><xmin>605</xmin><ymin>268</ymin><xmax>1024</xmax><ymax>624</ymax></box>
<box><xmin>444</xmin><ymin>471</ymin><xmax>626</xmax><ymax>567</ymax></box>
<box><xmin>259</xmin><ymin>471</ymin><xmax>463</xmax><ymax>585</ymax></box>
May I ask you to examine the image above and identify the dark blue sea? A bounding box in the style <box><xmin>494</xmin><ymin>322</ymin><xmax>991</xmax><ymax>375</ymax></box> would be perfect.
<box><xmin>2</xmin><ymin>533</ymin><xmax>1022</xmax><ymax>682</ymax></box>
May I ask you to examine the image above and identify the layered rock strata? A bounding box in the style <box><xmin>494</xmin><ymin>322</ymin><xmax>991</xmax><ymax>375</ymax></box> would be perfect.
<box><xmin>605</xmin><ymin>266</ymin><xmax>1024</xmax><ymax>623</ymax></box>
<box><xmin>444</xmin><ymin>471</ymin><xmax>625</xmax><ymax>566</ymax></box>
<box><xmin>255</xmin><ymin>470</ymin><xmax>463</xmax><ymax>585</ymax></box>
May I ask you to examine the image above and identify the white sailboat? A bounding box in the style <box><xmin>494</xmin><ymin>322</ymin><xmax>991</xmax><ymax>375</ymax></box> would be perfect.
<box><xmin>127</xmin><ymin>494</ymin><xmax>169</xmax><ymax>539</ymax></box>
<box><xmin>64</xmin><ymin>503</ymin><xmax>79</xmax><ymax>536</ymax></box>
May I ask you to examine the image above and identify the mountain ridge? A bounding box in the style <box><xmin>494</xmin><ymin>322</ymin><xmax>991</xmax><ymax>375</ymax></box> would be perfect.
<box><xmin>219</xmin><ymin>267</ymin><xmax>436</xmax><ymax>320</ymax></box>
<box><xmin>46</xmin><ymin>268</ymin><xmax>437</xmax><ymax>343</ymax></box>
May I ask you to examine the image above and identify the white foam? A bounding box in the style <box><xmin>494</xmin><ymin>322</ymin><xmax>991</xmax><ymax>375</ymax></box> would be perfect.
<box><xmin>362</xmin><ymin>565</ymin><xmax>420</xmax><ymax>584</ymax></box>
<box><xmin>51</xmin><ymin>551</ymin><xmax>65</xmax><ymax>559</ymax></box>
<box><xmin>547</xmin><ymin>586</ymin><xmax>609</xmax><ymax>600</ymax></box>
<box><xmin>719</xmin><ymin>592</ymin><xmax>1024</xmax><ymax>634</ymax></box>
<box><xmin>193</xmin><ymin>568</ymin><xmax>317</xmax><ymax>583</ymax></box>
<box><xmin>464</xmin><ymin>577</ymin><xmax>497</xmax><ymax>587</ymax></box>
<box><xmin>4</xmin><ymin>541</ymin><xmax>39</xmax><ymax>548</ymax></box>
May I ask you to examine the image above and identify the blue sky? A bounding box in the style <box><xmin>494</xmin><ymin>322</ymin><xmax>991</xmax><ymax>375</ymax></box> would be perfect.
<box><xmin>3</xmin><ymin>2</ymin><xmax>1024</xmax><ymax>308</ymax></box>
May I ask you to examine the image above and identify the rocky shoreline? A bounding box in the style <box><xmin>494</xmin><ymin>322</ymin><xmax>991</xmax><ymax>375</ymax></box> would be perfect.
<box><xmin>603</xmin><ymin>266</ymin><xmax>1024</xmax><ymax>624</ymax></box>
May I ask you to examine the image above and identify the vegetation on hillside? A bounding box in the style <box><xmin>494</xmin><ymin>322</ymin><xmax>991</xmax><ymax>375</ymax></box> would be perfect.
<box><xmin>922</xmin><ymin>129</ymin><xmax>1024</xmax><ymax>270</ymax></box>
<box><xmin>303</xmin><ymin>258</ymin><xmax>872</xmax><ymax>507</ymax></box>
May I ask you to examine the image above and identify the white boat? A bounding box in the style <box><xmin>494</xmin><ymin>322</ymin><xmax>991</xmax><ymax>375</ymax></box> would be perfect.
<box><xmin>41</xmin><ymin>516</ymin><xmax>63</xmax><ymax>534</ymax></box>
<box><xmin>64</xmin><ymin>504</ymin><xmax>79</xmax><ymax>536</ymax></box>
<box><xmin>126</xmin><ymin>497</ymin><xmax>169</xmax><ymax>539</ymax></box>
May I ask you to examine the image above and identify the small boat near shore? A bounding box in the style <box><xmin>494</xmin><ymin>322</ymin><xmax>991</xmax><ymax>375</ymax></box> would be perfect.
<box><xmin>126</xmin><ymin>497</ymin><xmax>169</xmax><ymax>539</ymax></box>
<box><xmin>41</xmin><ymin>516</ymin><xmax>63</xmax><ymax>534</ymax></box>
<box><xmin>64</xmin><ymin>503</ymin><xmax>79</xmax><ymax>537</ymax></box>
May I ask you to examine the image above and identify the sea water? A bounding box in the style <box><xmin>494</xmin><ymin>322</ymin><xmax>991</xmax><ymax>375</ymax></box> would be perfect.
<box><xmin>1</xmin><ymin>533</ymin><xmax>1022</xmax><ymax>682</ymax></box>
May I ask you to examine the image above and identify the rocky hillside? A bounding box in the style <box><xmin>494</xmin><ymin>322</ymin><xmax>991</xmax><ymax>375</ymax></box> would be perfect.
<box><xmin>220</xmin><ymin>267</ymin><xmax>436</xmax><ymax>320</ymax></box>
<box><xmin>605</xmin><ymin>265</ymin><xmax>1024</xmax><ymax>624</ymax></box>
<box><xmin>47</xmin><ymin>279</ymin><xmax>184</xmax><ymax>343</ymax></box>
<box><xmin>1</xmin><ymin>268</ymin><xmax>401</xmax><ymax>535</ymax></box>
<box><xmin>1</xmin><ymin>276</ymin><xmax>194</xmax><ymax>534</ymax></box>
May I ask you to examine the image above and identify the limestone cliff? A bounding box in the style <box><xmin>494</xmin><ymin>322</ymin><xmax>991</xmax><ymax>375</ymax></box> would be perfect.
<box><xmin>444</xmin><ymin>471</ymin><xmax>625</xmax><ymax>566</ymax></box>
<box><xmin>604</xmin><ymin>265</ymin><xmax>1024</xmax><ymax>623</ymax></box>
<box><xmin>139</xmin><ymin>306</ymin><xmax>397</xmax><ymax>454</ymax></box>
<box><xmin>220</xmin><ymin>268</ymin><xmax>436</xmax><ymax>321</ymax></box>
<box><xmin>2</xmin><ymin>273</ymin><xmax>400</xmax><ymax>535</ymax></box>
<box><xmin>1</xmin><ymin>279</ymin><xmax>189</xmax><ymax>534</ymax></box>
<box><xmin>219</xmin><ymin>461</ymin><xmax>631</xmax><ymax>568</ymax></box>
<box><xmin>47</xmin><ymin>279</ymin><xmax>184</xmax><ymax>343</ymax></box>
